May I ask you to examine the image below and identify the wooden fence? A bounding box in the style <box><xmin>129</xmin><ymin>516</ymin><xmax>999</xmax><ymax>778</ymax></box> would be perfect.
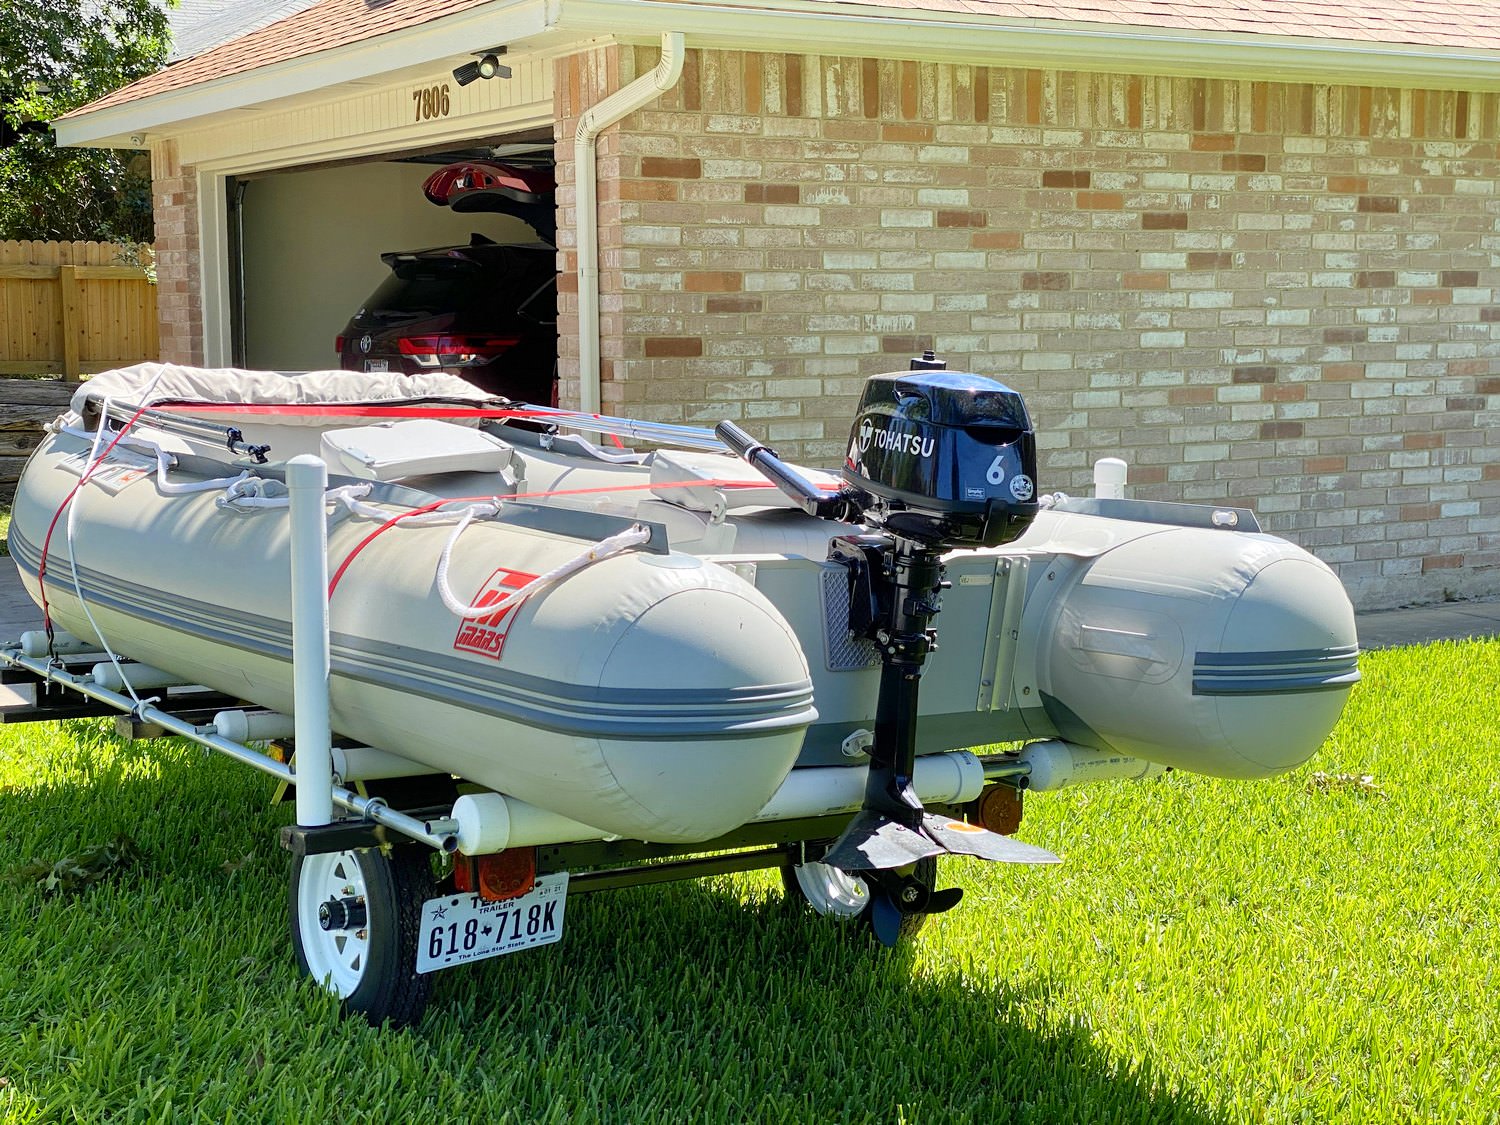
<box><xmin>0</xmin><ymin>240</ymin><xmax>158</xmax><ymax>379</ymax></box>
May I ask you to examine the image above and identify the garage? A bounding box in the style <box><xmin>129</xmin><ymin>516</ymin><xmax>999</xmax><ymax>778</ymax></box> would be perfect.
<box><xmin>47</xmin><ymin>13</ymin><xmax>564</xmax><ymax>396</ymax></box>
<box><xmin>231</xmin><ymin>132</ymin><xmax>556</xmax><ymax>400</ymax></box>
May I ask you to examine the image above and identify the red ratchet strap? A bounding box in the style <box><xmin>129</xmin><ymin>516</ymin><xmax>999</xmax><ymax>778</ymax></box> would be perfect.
<box><xmin>326</xmin><ymin>477</ymin><xmax>826</xmax><ymax>599</ymax></box>
<box><xmin>37</xmin><ymin>403</ymin><xmax>153</xmax><ymax>644</ymax></box>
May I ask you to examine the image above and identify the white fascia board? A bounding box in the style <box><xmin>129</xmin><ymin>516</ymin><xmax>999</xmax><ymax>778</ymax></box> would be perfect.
<box><xmin>53</xmin><ymin>0</ymin><xmax>559</xmax><ymax>149</ymax></box>
<box><xmin>53</xmin><ymin>0</ymin><xmax>1500</xmax><ymax>151</ymax></box>
<box><xmin>556</xmin><ymin>0</ymin><xmax>1500</xmax><ymax>92</ymax></box>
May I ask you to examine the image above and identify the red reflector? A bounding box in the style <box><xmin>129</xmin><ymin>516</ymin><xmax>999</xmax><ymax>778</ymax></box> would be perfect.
<box><xmin>454</xmin><ymin>849</ymin><xmax>536</xmax><ymax>902</ymax></box>
<box><xmin>397</xmin><ymin>334</ymin><xmax>521</xmax><ymax>357</ymax></box>
<box><xmin>975</xmin><ymin>783</ymin><xmax>1024</xmax><ymax>836</ymax></box>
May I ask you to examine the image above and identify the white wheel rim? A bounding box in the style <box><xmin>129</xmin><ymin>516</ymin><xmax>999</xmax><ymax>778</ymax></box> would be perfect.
<box><xmin>792</xmin><ymin>861</ymin><xmax>870</xmax><ymax>919</ymax></box>
<box><xmin>296</xmin><ymin>851</ymin><xmax>371</xmax><ymax>998</ymax></box>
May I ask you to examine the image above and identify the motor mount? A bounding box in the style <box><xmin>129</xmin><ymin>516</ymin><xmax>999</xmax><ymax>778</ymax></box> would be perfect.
<box><xmin>716</xmin><ymin>366</ymin><xmax>1060</xmax><ymax>941</ymax></box>
<box><xmin>841</xmin><ymin>370</ymin><xmax>1038</xmax><ymax>548</ymax></box>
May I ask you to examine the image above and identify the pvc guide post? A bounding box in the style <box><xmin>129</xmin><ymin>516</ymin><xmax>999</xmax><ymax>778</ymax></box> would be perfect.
<box><xmin>287</xmin><ymin>455</ymin><xmax>334</xmax><ymax>827</ymax></box>
<box><xmin>1093</xmin><ymin>457</ymin><xmax>1128</xmax><ymax>500</ymax></box>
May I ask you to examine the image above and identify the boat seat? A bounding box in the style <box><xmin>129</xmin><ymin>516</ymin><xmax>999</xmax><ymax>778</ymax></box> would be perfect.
<box><xmin>321</xmin><ymin>419</ymin><xmax>515</xmax><ymax>481</ymax></box>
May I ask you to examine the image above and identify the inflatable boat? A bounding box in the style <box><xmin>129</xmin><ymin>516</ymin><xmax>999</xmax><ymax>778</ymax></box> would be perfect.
<box><xmin>3</xmin><ymin>361</ymin><xmax>1359</xmax><ymax>1025</ymax></box>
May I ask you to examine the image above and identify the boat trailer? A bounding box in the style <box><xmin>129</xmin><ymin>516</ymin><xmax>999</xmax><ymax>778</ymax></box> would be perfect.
<box><xmin>1</xmin><ymin>423</ymin><xmax>1077</xmax><ymax>1028</ymax></box>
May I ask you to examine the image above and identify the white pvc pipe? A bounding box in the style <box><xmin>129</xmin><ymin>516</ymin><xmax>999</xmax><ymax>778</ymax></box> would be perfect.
<box><xmin>212</xmin><ymin>709</ymin><xmax>296</xmax><ymax>743</ymax></box>
<box><xmin>287</xmin><ymin>455</ymin><xmax>333</xmax><ymax>827</ymax></box>
<box><xmin>451</xmin><ymin>750</ymin><xmax>986</xmax><ymax>855</ymax></box>
<box><xmin>20</xmin><ymin>629</ymin><xmax>97</xmax><ymax>657</ymax></box>
<box><xmin>210</xmin><ymin>709</ymin><xmax>436</xmax><ymax>782</ymax></box>
<box><xmin>749</xmin><ymin>749</ymin><xmax>985</xmax><ymax>823</ymax></box>
<box><xmin>331</xmin><ymin>746</ymin><xmax>433</xmax><ymax>783</ymax></box>
<box><xmin>453</xmin><ymin>792</ymin><xmax>604</xmax><ymax>855</ymax></box>
<box><xmin>574</xmin><ymin>31</ymin><xmax>685</xmax><ymax>416</ymax></box>
<box><xmin>92</xmin><ymin>661</ymin><xmax>191</xmax><ymax>691</ymax></box>
<box><xmin>1016</xmin><ymin>740</ymin><xmax>1164</xmax><ymax>791</ymax></box>
<box><xmin>1093</xmin><ymin>457</ymin><xmax>1128</xmax><ymax>500</ymax></box>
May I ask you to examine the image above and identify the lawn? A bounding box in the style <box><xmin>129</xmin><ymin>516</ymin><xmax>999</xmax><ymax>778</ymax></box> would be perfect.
<box><xmin>0</xmin><ymin>640</ymin><xmax>1495</xmax><ymax>1123</ymax></box>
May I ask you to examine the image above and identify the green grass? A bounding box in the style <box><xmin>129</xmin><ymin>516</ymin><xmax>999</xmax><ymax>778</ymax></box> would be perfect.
<box><xmin>1</xmin><ymin>642</ymin><xmax>1496</xmax><ymax>1123</ymax></box>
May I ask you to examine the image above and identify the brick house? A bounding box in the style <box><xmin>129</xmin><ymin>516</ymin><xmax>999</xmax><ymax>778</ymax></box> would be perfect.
<box><xmin>56</xmin><ymin>0</ymin><xmax>1500</xmax><ymax>610</ymax></box>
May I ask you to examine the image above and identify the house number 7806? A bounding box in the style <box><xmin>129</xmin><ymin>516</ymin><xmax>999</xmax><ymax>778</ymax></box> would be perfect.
<box><xmin>413</xmin><ymin>84</ymin><xmax>451</xmax><ymax>121</ymax></box>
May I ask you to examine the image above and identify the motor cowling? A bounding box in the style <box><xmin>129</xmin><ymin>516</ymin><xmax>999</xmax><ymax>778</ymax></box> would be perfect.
<box><xmin>842</xmin><ymin>371</ymin><xmax>1038</xmax><ymax>547</ymax></box>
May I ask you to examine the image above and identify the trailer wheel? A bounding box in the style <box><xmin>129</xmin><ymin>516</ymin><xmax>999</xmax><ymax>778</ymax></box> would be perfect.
<box><xmin>782</xmin><ymin>854</ymin><xmax>935</xmax><ymax>942</ymax></box>
<box><xmin>289</xmin><ymin>846</ymin><xmax>434</xmax><ymax>1028</ymax></box>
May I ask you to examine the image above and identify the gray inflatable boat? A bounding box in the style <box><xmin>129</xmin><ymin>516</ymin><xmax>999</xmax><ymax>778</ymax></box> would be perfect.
<box><xmin>4</xmin><ymin>361</ymin><xmax>1358</xmax><ymax>1025</ymax></box>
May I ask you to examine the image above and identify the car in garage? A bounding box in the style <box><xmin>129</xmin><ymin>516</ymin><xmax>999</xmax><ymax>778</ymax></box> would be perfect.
<box><xmin>337</xmin><ymin>160</ymin><xmax>558</xmax><ymax>403</ymax></box>
<box><xmin>336</xmin><ymin>235</ymin><xmax>557</xmax><ymax>403</ymax></box>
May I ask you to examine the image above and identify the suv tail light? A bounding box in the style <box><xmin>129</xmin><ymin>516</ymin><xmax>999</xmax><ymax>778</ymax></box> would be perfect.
<box><xmin>335</xmin><ymin>335</ymin><xmax>345</xmax><ymax>354</ymax></box>
<box><xmin>398</xmin><ymin>334</ymin><xmax>521</xmax><ymax>368</ymax></box>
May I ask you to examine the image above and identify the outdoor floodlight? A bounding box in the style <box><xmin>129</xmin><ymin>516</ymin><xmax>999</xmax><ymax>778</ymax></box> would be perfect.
<box><xmin>453</xmin><ymin>52</ymin><xmax>511</xmax><ymax>87</ymax></box>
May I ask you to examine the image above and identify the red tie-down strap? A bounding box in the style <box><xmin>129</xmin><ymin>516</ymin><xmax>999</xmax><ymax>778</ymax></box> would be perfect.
<box><xmin>325</xmin><ymin>476</ymin><xmax>802</xmax><ymax>598</ymax></box>
<box><xmin>36</xmin><ymin>402</ymin><xmax>154</xmax><ymax>648</ymax></box>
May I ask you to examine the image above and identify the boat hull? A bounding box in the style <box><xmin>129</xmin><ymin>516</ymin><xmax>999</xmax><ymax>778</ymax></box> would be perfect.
<box><xmin>10</xmin><ymin>435</ymin><xmax>816</xmax><ymax>843</ymax></box>
<box><xmin>10</xmin><ymin>363</ymin><xmax>1362</xmax><ymax>843</ymax></box>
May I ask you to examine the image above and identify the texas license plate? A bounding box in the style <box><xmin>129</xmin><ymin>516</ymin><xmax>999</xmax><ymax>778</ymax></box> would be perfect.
<box><xmin>364</xmin><ymin>359</ymin><xmax>389</xmax><ymax>373</ymax></box>
<box><xmin>415</xmin><ymin>872</ymin><xmax>568</xmax><ymax>974</ymax></box>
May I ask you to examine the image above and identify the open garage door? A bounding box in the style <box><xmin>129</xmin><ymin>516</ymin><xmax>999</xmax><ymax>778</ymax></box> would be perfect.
<box><xmin>229</xmin><ymin>134</ymin><xmax>554</xmax><ymax>386</ymax></box>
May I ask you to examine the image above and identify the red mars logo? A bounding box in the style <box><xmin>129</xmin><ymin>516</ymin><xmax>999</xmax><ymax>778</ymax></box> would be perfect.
<box><xmin>453</xmin><ymin>567</ymin><xmax>538</xmax><ymax>659</ymax></box>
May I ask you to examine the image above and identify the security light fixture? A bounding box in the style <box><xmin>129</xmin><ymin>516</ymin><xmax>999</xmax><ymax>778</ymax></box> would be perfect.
<box><xmin>453</xmin><ymin>50</ymin><xmax>511</xmax><ymax>87</ymax></box>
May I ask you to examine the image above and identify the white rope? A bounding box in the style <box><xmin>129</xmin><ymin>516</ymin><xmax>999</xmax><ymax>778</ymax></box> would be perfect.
<box><xmin>153</xmin><ymin>446</ymin><xmax>252</xmax><ymax>496</ymax></box>
<box><xmin>62</xmin><ymin>393</ymin><xmax>158</xmax><ymax>710</ymax></box>
<box><xmin>435</xmin><ymin>516</ymin><xmax>652</xmax><ymax>619</ymax></box>
<box><xmin>58</xmin><ymin>422</ymin><xmax>251</xmax><ymax>496</ymax></box>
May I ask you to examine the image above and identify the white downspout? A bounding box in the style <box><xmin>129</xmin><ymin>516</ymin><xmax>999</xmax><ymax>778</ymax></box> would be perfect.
<box><xmin>573</xmin><ymin>31</ymin><xmax>685</xmax><ymax>417</ymax></box>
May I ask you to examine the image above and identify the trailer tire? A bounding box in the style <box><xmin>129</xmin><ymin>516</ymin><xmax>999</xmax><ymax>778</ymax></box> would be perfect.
<box><xmin>289</xmin><ymin>846</ymin><xmax>434</xmax><ymax>1028</ymax></box>
<box><xmin>782</xmin><ymin>854</ymin><xmax>935</xmax><ymax>942</ymax></box>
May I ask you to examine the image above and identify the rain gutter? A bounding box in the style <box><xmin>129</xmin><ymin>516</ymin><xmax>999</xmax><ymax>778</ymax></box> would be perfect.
<box><xmin>573</xmin><ymin>31</ymin><xmax>685</xmax><ymax>418</ymax></box>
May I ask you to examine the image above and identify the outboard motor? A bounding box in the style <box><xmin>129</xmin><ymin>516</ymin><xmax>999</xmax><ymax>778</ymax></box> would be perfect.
<box><xmin>717</xmin><ymin>365</ymin><xmax>1060</xmax><ymax>945</ymax></box>
<box><xmin>841</xmin><ymin>369</ymin><xmax>1039</xmax><ymax>547</ymax></box>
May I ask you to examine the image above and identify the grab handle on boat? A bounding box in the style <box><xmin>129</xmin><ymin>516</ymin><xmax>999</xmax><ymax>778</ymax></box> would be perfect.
<box><xmin>714</xmin><ymin>420</ymin><xmax>864</xmax><ymax>521</ymax></box>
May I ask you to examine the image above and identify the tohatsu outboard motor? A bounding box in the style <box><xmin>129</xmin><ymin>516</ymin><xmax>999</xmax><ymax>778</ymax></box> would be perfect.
<box><xmin>716</xmin><ymin>364</ymin><xmax>1060</xmax><ymax>946</ymax></box>
<box><xmin>841</xmin><ymin>369</ymin><xmax>1039</xmax><ymax>547</ymax></box>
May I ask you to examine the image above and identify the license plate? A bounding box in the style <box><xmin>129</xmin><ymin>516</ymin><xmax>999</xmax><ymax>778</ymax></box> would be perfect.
<box><xmin>364</xmin><ymin>359</ymin><xmax>389</xmax><ymax>373</ymax></box>
<box><xmin>415</xmin><ymin>872</ymin><xmax>568</xmax><ymax>974</ymax></box>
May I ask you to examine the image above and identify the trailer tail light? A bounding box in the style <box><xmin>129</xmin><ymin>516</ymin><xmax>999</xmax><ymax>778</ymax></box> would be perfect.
<box><xmin>397</xmin><ymin>334</ymin><xmax>521</xmax><ymax>368</ymax></box>
<box><xmin>454</xmin><ymin>848</ymin><xmax>536</xmax><ymax>902</ymax></box>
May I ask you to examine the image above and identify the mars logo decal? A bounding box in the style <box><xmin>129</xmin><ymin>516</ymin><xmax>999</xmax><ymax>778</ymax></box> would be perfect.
<box><xmin>453</xmin><ymin>567</ymin><xmax>538</xmax><ymax>659</ymax></box>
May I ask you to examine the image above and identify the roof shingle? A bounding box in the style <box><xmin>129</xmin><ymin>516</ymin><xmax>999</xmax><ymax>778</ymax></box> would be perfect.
<box><xmin>70</xmin><ymin>0</ymin><xmax>1500</xmax><ymax>120</ymax></box>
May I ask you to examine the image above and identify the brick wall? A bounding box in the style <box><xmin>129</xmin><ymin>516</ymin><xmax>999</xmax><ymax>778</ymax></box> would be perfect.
<box><xmin>150</xmin><ymin>140</ymin><xmax>204</xmax><ymax>366</ymax></box>
<box><xmin>555</xmin><ymin>46</ymin><xmax>1500</xmax><ymax>610</ymax></box>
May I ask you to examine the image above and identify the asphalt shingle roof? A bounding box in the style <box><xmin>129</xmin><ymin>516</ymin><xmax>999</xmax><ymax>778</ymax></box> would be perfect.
<box><xmin>827</xmin><ymin>0</ymin><xmax>1500</xmax><ymax>49</ymax></box>
<box><xmin>70</xmin><ymin>0</ymin><xmax>1500</xmax><ymax>119</ymax></box>
<box><xmin>168</xmin><ymin>0</ymin><xmax>326</xmax><ymax>61</ymax></box>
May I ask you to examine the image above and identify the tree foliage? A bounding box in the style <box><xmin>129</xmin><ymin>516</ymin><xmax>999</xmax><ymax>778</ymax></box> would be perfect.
<box><xmin>0</xmin><ymin>0</ymin><xmax>175</xmax><ymax>242</ymax></box>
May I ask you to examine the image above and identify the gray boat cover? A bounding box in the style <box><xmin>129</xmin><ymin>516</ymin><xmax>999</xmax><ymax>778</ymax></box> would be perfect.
<box><xmin>71</xmin><ymin>364</ymin><xmax>495</xmax><ymax>427</ymax></box>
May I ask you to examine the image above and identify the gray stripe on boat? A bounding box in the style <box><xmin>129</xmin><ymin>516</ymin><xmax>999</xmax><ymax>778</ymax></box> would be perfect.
<box><xmin>1192</xmin><ymin>645</ymin><xmax>1360</xmax><ymax>696</ymax></box>
<box><xmin>11</xmin><ymin>526</ymin><xmax>816</xmax><ymax>738</ymax></box>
